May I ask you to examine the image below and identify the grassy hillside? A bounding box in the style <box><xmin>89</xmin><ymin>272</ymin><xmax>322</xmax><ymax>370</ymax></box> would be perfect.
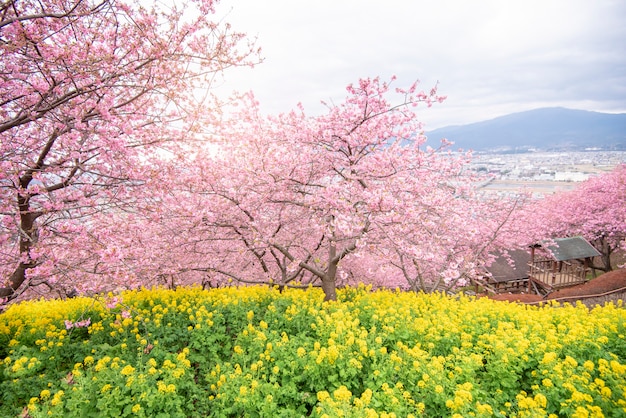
<box><xmin>1</xmin><ymin>285</ymin><xmax>625</xmax><ymax>417</ymax></box>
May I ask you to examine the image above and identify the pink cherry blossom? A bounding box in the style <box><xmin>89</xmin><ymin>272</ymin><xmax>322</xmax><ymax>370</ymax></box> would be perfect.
<box><xmin>0</xmin><ymin>0</ymin><xmax>259</xmax><ymax>302</ymax></box>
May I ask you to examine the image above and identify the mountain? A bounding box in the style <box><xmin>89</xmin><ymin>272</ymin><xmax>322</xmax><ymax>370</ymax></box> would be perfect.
<box><xmin>425</xmin><ymin>108</ymin><xmax>626</xmax><ymax>152</ymax></box>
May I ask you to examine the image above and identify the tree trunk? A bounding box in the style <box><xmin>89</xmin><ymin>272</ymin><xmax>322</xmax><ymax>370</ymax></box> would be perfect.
<box><xmin>601</xmin><ymin>238</ymin><xmax>613</xmax><ymax>272</ymax></box>
<box><xmin>321</xmin><ymin>276</ymin><xmax>337</xmax><ymax>301</ymax></box>
<box><xmin>322</xmin><ymin>242</ymin><xmax>338</xmax><ymax>301</ymax></box>
<box><xmin>0</xmin><ymin>189</ymin><xmax>39</xmax><ymax>299</ymax></box>
<box><xmin>592</xmin><ymin>237</ymin><xmax>613</xmax><ymax>273</ymax></box>
<box><xmin>0</xmin><ymin>264</ymin><xmax>28</xmax><ymax>298</ymax></box>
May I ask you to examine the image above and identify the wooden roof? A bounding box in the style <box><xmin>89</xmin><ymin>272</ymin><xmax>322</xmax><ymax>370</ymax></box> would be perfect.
<box><xmin>485</xmin><ymin>250</ymin><xmax>530</xmax><ymax>283</ymax></box>
<box><xmin>536</xmin><ymin>236</ymin><xmax>601</xmax><ymax>261</ymax></box>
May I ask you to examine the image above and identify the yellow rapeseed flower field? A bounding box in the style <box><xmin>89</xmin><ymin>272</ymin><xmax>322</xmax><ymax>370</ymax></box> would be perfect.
<box><xmin>0</xmin><ymin>285</ymin><xmax>624</xmax><ymax>417</ymax></box>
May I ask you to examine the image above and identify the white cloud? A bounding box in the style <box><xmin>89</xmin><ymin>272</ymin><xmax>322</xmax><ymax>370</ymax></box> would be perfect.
<box><xmin>214</xmin><ymin>0</ymin><xmax>626</xmax><ymax>128</ymax></box>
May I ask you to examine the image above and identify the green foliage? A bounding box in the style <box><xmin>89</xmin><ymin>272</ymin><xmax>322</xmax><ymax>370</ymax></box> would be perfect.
<box><xmin>0</xmin><ymin>285</ymin><xmax>625</xmax><ymax>417</ymax></box>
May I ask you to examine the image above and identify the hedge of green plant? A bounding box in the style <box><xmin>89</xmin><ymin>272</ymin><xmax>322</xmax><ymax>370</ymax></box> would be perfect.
<box><xmin>1</xmin><ymin>285</ymin><xmax>625</xmax><ymax>417</ymax></box>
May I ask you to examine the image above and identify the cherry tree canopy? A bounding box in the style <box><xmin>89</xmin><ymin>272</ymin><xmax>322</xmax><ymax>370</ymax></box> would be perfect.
<box><xmin>525</xmin><ymin>165</ymin><xmax>626</xmax><ymax>271</ymax></box>
<box><xmin>0</xmin><ymin>0</ymin><xmax>258</xmax><ymax>301</ymax></box>
<box><xmin>0</xmin><ymin>1</ymin><xmax>540</xmax><ymax>303</ymax></box>
<box><xmin>127</xmin><ymin>78</ymin><xmax>530</xmax><ymax>300</ymax></box>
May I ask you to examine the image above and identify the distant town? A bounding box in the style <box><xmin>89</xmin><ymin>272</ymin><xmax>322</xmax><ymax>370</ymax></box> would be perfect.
<box><xmin>469</xmin><ymin>151</ymin><xmax>626</xmax><ymax>197</ymax></box>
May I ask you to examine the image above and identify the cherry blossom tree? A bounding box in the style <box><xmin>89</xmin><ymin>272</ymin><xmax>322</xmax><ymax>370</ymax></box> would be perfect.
<box><xmin>526</xmin><ymin>165</ymin><xmax>626</xmax><ymax>271</ymax></box>
<box><xmin>0</xmin><ymin>1</ymin><xmax>538</xmax><ymax>304</ymax></box>
<box><xmin>0</xmin><ymin>0</ymin><xmax>258</xmax><ymax>301</ymax></box>
<box><xmin>144</xmin><ymin>78</ymin><xmax>530</xmax><ymax>300</ymax></box>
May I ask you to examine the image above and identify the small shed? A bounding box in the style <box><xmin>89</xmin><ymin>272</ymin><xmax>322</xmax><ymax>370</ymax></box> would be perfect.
<box><xmin>529</xmin><ymin>236</ymin><xmax>600</xmax><ymax>293</ymax></box>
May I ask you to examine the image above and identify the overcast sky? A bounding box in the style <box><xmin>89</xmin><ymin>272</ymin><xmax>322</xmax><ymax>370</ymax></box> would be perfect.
<box><xmin>214</xmin><ymin>0</ymin><xmax>626</xmax><ymax>129</ymax></box>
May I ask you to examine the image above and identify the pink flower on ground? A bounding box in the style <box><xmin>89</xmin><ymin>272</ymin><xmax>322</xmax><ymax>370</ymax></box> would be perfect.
<box><xmin>105</xmin><ymin>297</ymin><xmax>119</xmax><ymax>309</ymax></box>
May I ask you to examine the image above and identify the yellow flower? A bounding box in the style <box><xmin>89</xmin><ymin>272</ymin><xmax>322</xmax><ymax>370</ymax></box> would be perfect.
<box><xmin>360</xmin><ymin>388</ymin><xmax>373</xmax><ymax>405</ymax></box>
<box><xmin>564</xmin><ymin>356</ymin><xmax>578</xmax><ymax>368</ymax></box>
<box><xmin>534</xmin><ymin>393</ymin><xmax>548</xmax><ymax>408</ymax></box>
<box><xmin>157</xmin><ymin>381</ymin><xmax>176</xmax><ymax>393</ymax></box>
<box><xmin>541</xmin><ymin>352</ymin><xmax>558</xmax><ymax>364</ymax></box>
<box><xmin>476</xmin><ymin>402</ymin><xmax>493</xmax><ymax>414</ymax></box>
<box><xmin>333</xmin><ymin>385</ymin><xmax>352</xmax><ymax>402</ymax></box>
<box><xmin>120</xmin><ymin>365</ymin><xmax>135</xmax><ymax>376</ymax></box>
<box><xmin>131</xmin><ymin>404</ymin><xmax>141</xmax><ymax>413</ymax></box>
<box><xmin>27</xmin><ymin>397</ymin><xmax>38</xmax><ymax>412</ymax></box>
<box><xmin>571</xmin><ymin>406</ymin><xmax>589</xmax><ymax>418</ymax></box>
<box><xmin>327</xmin><ymin>345</ymin><xmax>339</xmax><ymax>364</ymax></box>
<box><xmin>317</xmin><ymin>390</ymin><xmax>330</xmax><ymax>402</ymax></box>
<box><xmin>50</xmin><ymin>390</ymin><xmax>64</xmax><ymax>406</ymax></box>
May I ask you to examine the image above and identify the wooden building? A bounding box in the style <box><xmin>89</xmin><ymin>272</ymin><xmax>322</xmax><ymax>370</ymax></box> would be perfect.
<box><xmin>528</xmin><ymin>236</ymin><xmax>600</xmax><ymax>295</ymax></box>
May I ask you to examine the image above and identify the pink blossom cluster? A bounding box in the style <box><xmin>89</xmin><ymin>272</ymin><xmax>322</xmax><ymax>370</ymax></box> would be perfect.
<box><xmin>0</xmin><ymin>0</ymin><xmax>259</xmax><ymax>302</ymax></box>
<box><xmin>64</xmin><ymin>318</ymin><xmax>91</xmax><ymax>330</ymax></box>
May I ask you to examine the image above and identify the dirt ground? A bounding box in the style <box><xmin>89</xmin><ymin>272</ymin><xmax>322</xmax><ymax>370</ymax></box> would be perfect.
<box><xmin>489</xmin><ymin>269</ymin><xmax>626</xmax><ymax>304</ymax></box>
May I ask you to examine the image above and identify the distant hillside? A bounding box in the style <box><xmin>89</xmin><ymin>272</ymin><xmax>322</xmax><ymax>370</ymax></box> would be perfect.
<box><xmin>426</xmin><ymin>108</ymin><xmax>626</xmax><ymax>152</ymax></box>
